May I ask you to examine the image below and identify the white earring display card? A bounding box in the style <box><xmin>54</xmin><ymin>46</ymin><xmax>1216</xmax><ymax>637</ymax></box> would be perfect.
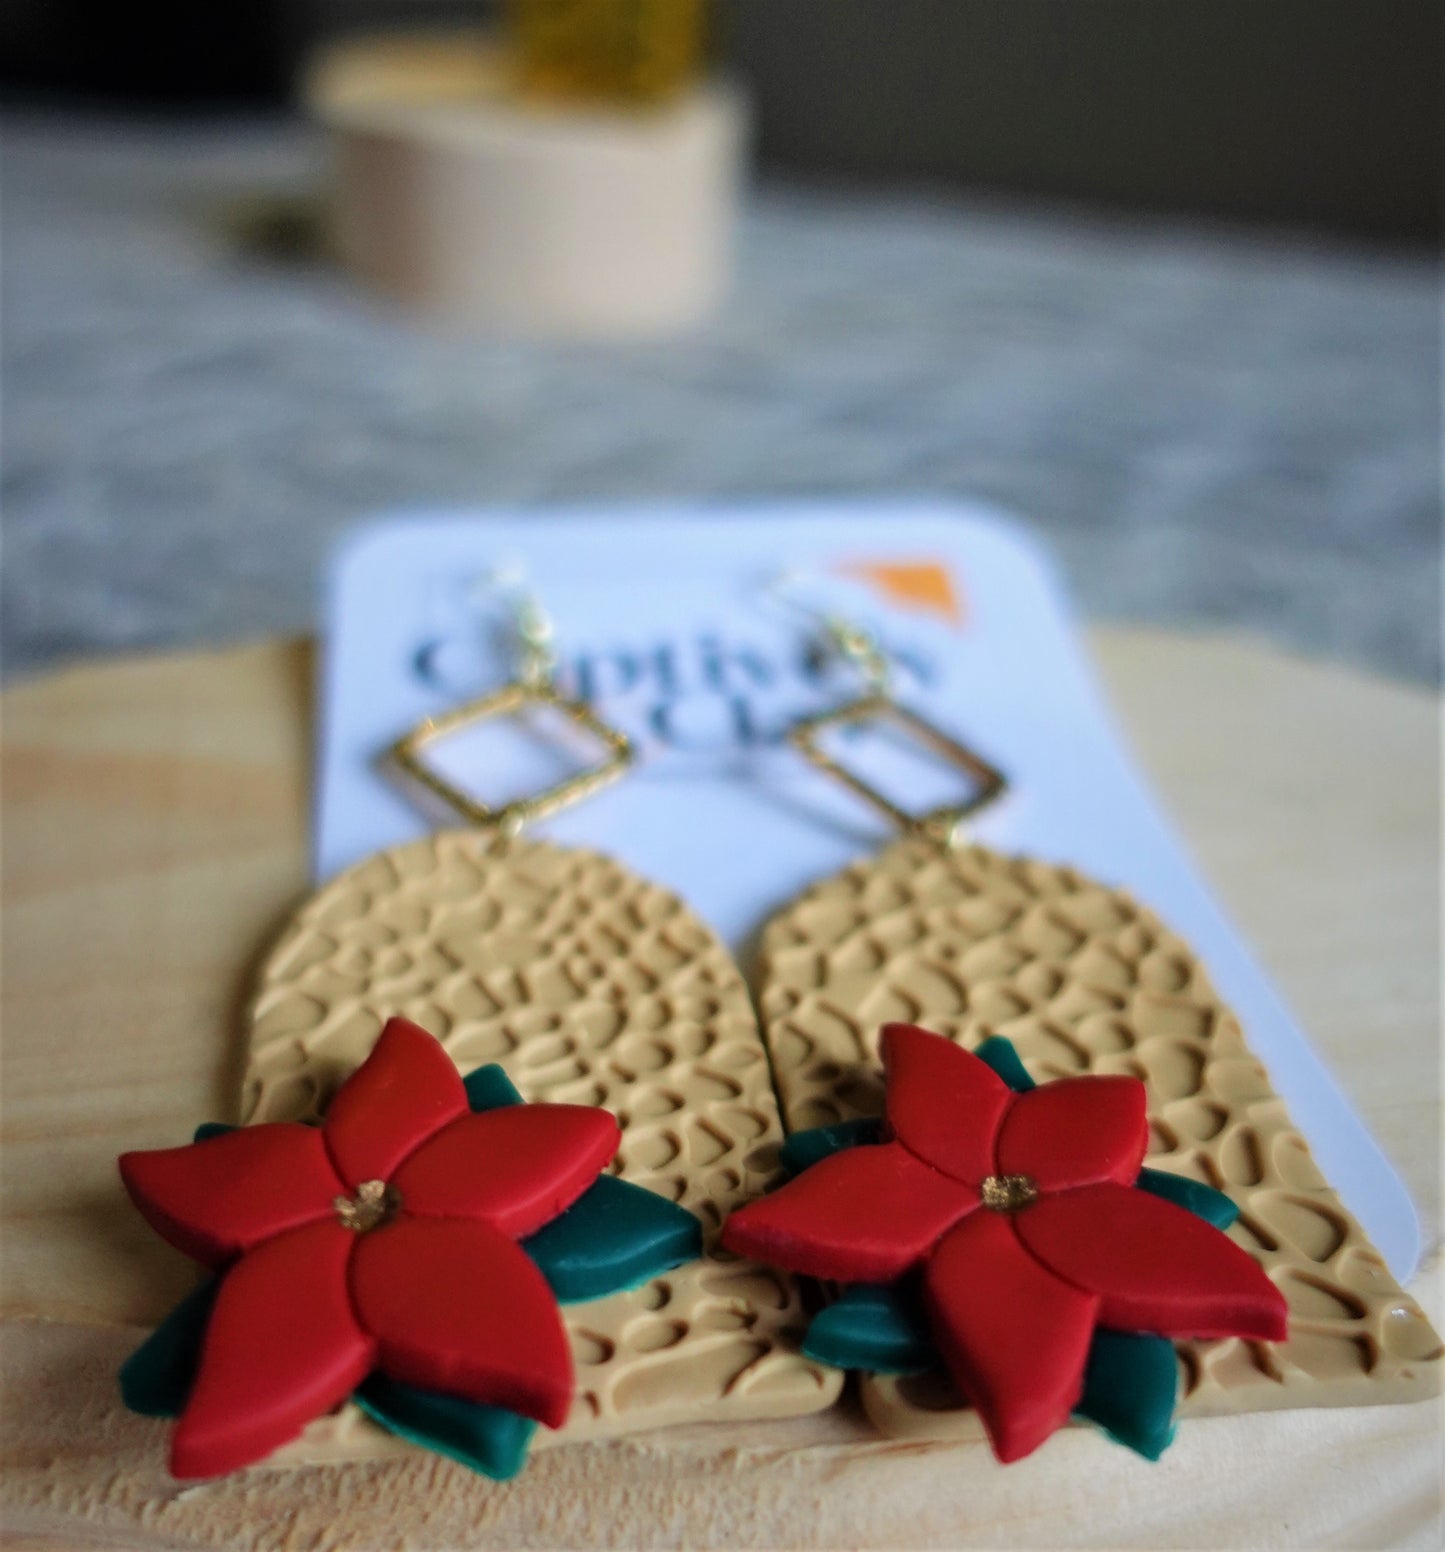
<box><xmin>315</xmin><ymin>501</ymin><xmax>1422</xmax><ymax>1280</ymax></box>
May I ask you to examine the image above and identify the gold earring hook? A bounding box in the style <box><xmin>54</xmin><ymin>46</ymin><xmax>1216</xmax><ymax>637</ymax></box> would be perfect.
<box><xmin>468</xmin><ymin>565</ymin><xmax>559</xmax><ymax>689</ymax></box>
<box><xmin>765</xmin><ymin>570</ymin><xmax>892</xmax><ymax>694</ymax></box>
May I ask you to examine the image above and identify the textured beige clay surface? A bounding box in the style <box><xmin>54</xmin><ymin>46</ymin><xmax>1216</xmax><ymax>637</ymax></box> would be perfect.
<box><xmin>243</xmin><ymin>831</ymin><xmax>840</xmax><ymax>1464</ymax></box>
<box><xmin>758</xmin><ymin>835</ymin><xmax>1442</xmax><ymax>1443</ymax></box>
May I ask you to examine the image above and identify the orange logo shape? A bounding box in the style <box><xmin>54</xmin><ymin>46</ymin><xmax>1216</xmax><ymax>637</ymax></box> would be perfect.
<box><xmin>836</xmin><ymin>562</ymin><xmax>965</xmax><ymax>628</ymax></box>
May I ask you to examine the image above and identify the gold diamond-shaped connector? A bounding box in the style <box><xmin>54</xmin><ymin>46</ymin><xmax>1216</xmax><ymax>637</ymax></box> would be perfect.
<box><xmin>387</xmin><ymin>680</ymin><xmax>635</xmax><ymax>836</ymax></box>
<box><xmin>787</xmin><ymin>692</ymin><xmax>1006</xmax><ymax>845</ymax></box>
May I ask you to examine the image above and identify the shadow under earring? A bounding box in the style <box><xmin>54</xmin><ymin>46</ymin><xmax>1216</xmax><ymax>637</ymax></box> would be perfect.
<box><xmin>118</xmin><ymin>583</ymin><xmax>840</xmax><ymax>1481</ymax></box>
<box><xmin>726</xmin><ymin>610</ymin><xmax>1438</xmax><ymax>1463</ymax></box>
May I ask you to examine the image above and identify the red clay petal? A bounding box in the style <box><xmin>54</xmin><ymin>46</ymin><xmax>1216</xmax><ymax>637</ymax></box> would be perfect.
<box><xmin>352</xmin><ymin>1215</ymin><xmax>574</xmax><ymax>1429</ymax></box>
<box><xmin>721</xmin><ymin>1140</ymin><xmax>976</xmax><ymax>1282</ymax></box>
<box><xmin>394</xmin><ymin>1104</ymin><xmax>620</xmax><ymax>1237</ymax></box>
<box><xmin>171</xmin><ymin>1221</ymin><xmax>374</xmax><ymax>1478</ymax></box>
<box><xmin>119</xmin><ymin>1124</ymin><xmax>341</xmax><ymax>1268</ymax></box>
<box><xmin>880</xmin><ymin>1024</ymin><xmax>1012</xmax><ymax>1185</ymax></box>
<box><xmin>323</xmin><ymin>1017</ymin><xmax>468</xmax><ymax>1187</ymax></box>
<box><xmin>1016</xmin><ymin>1181</ymin><xmax>1288</xmax><ymax>1340</ymax></box>
<box><xmin>996</xmin><ymin>1076</ymin><xmax>1148</xmax><ymax>1192</ymax></box>
<box><xmin>924</xmin><ymin>1212</ymin><xmax>1099</xmax><ymax>1463</ymax></box>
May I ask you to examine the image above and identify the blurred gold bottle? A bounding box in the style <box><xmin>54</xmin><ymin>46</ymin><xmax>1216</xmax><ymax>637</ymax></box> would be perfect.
<box><xmin>510</xmin><ymin>0</ymin><xmax>705</xmax><ymax>104</ymax></box>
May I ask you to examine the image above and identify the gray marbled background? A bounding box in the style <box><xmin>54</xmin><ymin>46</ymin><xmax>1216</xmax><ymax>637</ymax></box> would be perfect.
<box><xmin>3</xmin><ymin>111</ymin><xmax>1438</xmax><ymax>684</ymax></box>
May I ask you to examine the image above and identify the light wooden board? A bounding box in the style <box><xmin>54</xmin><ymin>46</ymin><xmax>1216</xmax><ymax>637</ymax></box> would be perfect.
<box><xmin>2</xmin><ymin>631</ymin><xmax>1440</xmax><ymax>1549</ymax></box>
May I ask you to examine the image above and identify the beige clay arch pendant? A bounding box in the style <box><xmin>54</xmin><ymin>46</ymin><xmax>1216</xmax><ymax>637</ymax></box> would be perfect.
<box><xmin>752</xmin><ymin>684</ymin><xmax>1441</xmax><ymax>1448</ymax></box>
<box><xmin>238</xmin><ymin>654</ymin><xmax>840</xmax><ymax>1470</ymax></box>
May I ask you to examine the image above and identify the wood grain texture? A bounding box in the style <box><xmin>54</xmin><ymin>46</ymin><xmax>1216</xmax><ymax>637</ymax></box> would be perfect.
<box><xmin>2</xmin><ymin>631</ymin><xmax>1439</xmax><ymax>1549</ymax></box>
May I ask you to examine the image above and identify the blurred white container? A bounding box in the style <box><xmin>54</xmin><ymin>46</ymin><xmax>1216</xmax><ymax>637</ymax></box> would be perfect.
<box><xmin>305</xmin><ymin>33</ymin><xmax>747</xmax><ymax>338</ymax></box>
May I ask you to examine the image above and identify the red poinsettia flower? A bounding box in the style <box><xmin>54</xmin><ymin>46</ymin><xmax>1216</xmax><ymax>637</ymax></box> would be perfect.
<box><xmin>723</xmin><ymin>1023</ymin><xmax>1287</xmax><ymax>1463</ymax></box>
<box><xmin>119</xmin><ymin>1017</ymin><xmax>618</xmax><ymax>1478</ymax></box>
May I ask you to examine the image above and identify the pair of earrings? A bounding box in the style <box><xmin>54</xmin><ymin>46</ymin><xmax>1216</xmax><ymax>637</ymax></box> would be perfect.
<box><xmin>115</xmin><ymin>580</ymin><xmax>1435</xmax><ymax>1484</ymax></box>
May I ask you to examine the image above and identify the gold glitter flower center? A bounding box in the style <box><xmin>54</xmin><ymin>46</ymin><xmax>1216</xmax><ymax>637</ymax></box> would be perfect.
<box><xmin>980</xmin><ymin>1173</ymin><xmax>1039</xmax><ymax>1214</ymax></box>
<box><xmin>334</xmin><ymin>1179</ymin><xmax>402</xmax><ymax>1233</ymax></box>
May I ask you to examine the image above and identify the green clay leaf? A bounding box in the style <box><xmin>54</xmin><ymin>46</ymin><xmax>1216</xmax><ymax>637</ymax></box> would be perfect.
<box><xmin>522</xmin><ymin>1174</ymin><xmax>702</xmax><ymax>1303</ymax></box>
<box><xmin>972</xmin><ymin>1035</ymin><xmax>1036</xmax><ymax>1093</ymax></box>
<box><xmin>356</xmin><ymin>1373</ymin><xmax>537</xmax><ymax>1480</ymax></box>
<box><xmin>1136</xmin><ymin>1167</ymin><xmax>1239</xmax><ymax>1229</ymax></box>
<box><xmin>465</xmin><ymin>1061</ymin><xmax>701</xmax><ymax>1300</ymax></box>
<box><xmin>779</xmin><ymin>1117</ymin><xmax>883</xmax><ymax>1177</ymax></box>
<box><xmin>803</xmin><ymin>1282</ymin><xmax>933</xmax><ymax>1375</ymax></box>
<box><xmin>119</xmin><ymin>1278</ymin><xmax>218</xmax><ymax>1418</ymax></box>
<box><xmin>1074</xmin><ymin>1328</ymin><xmax>1178</xmax><ymax>1460</ymax></box>
<box><xmin>463</xmin><ymin>1063</ymin><xmax>524</xmax><ymax>1113</ymax></box>
<box><xmin>192</xmin><ymin>1122</ymin><xmax>235</xmax><ymax>1142</ymax></box>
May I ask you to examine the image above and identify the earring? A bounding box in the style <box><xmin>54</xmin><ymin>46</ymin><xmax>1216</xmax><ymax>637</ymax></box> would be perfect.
<box><xmin>724</xmin><ymin>599</ymin><xmax>1439</xmax><ymax>1463</ymax></box>
<box><xmin>116</xmin><ymin>578</ymin><xmax>840</xmax><ymax>1482</ymax></box>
